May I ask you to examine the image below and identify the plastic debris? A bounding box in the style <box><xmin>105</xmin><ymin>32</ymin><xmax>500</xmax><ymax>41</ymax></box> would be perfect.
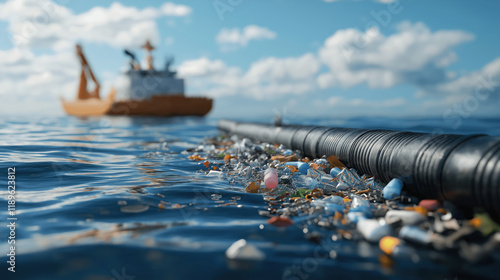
<box><xmin>330</xmin><ymin>167</ymin><xmax>342</xmax><ymax>177</ymax></box>
<box><xmin>385</xmin><ymin>210</ymin><xmax>425</xmax><ymax>225</ymax></box>
<box><xmin>357</xmin><ymin>219</ymin><xmax>392</xmax><ymax>242</ymax></box>
<box><xmin>264</xmin><ymin>168</ymin><xmax>278</xmax><ymax>189</ymax></box>
<box><xmin>382</xmin><ymin>178</ymin><xmax>404</xmax><ymax>200</ymax></box>
<box><xmin>379</xmin><ymin>236</ymin><xmax>415</xmax><ymax>258</ymax></box>
<box><xmin>399</xmin><ymin>225</ymin><xmax>432</xmax><ymax>245</ymax></box>
<box><xmin>285</xmin><ymin>161</ymin><xmax>310</xmax><ymax>174</ymax></box>
<box><xmin>326</xmin><ymin>155</ymin><xmax>345</xmax><ymax>168</ymax></box>
<box><xmin>225</xmin><ymin>239</ymin><xmax>265</xmax><ymax>261</ymax></box>
<box><xmin>185</xmin><ymin>134</ymin><xmax>500</xmax><ymax>267</ymax></box>
<box><xmin>419</xmin><ymin>199</ymin><xmax>441</xmax><ymax>211</ymax></box>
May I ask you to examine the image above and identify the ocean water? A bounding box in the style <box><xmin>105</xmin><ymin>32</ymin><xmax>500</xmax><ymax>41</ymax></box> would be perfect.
<box><xmin>1</xmin><ymin>115</ymin><xmax>499</xmax><ymax>280</ymax></box>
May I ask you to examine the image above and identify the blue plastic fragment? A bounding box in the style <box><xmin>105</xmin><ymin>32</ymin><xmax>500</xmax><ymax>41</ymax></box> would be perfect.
<box><xmin>285</xmin><ymin>161</ymin><xmax>310</xmax><ymax>174</ymax></box>
<box><xmin>325</xmin><ymin>203</ymin><xmax>345</xmax><ymax>215</ymax></box>
<box><xmin>330</xmin><ymin>167</ymin><xmax>342</xmax><ymax>177</ymax></box>
<box><xmin>382</xmin><ymin>178</ymin><xmax>404</xmax><ymax>200</ymax></box>
<box><xmin>349</xmin><ymin>205</ymin><xmax>372</xmax><ymax>218</ymax></box>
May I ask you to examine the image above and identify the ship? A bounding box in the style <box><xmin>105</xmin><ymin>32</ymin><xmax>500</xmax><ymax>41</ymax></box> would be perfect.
<box><xmin>61</xmin><ymin>41</ymin><xmax>212</xmax><ymax>117</ymax></box>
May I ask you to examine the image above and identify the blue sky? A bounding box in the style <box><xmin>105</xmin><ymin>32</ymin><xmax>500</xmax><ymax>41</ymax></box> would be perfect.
<box><xmin>0</xmin><ymin>0</ymin><xmax>499</xmax><ymax>119</ymax></box>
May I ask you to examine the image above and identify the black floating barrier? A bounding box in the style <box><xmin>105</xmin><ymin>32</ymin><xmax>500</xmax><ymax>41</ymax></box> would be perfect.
<box><xmin>218</xmin><ymin>119</ymin><xmax>500</xmax><ymax>222</ymax></box>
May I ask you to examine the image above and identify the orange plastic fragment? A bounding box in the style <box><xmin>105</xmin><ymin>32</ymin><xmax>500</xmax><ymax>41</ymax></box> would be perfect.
<box><xmin>212</xmin><ymin>166</ymin><xmax>219</xmax><ymax>170</ymax></box>
<box><xmin>343</xmin><ymin>197</ymin><xmax>352</xmax><ymax>203</ymax></box>
<box><xmin>267</xmin><ymin>216</ymin><xmax>294</xmax><ymax>227</ymax></box>
<box><xmin>224</xmin><ymin>154</ymin><xmax>237</xmax><ymax>162</ymax></box>
<box><xmin>413</xmin><ymin>206</ymin><xmax>428</xmax><ymax>216</ymax></box>
<box><xmin>158</xmin><ymin>203</ymin><xmax>165</xmax><ymax>209</ymax></box>
<box><xmin>310</xmin><ymin>163</ymin><xmax>326</xmax><ymax>170</ymax></box>
<box><xmin>286</xmin><ymin>165</ymin><xmax>299</xmax><ymax>173</ymax></box>
<box><xmin>468</xmin><ymin>217</ymin><xmax>482</xmax><ymax>228</ymax></box>
<box><xmin>189</xmin><ymin>155</ymin><xmax>206</xmax><ymax>161</ymax></box>
<box><xmin>379</xmin><ymin>236</ymin><xmax>400</xmax><ymax>255</ymax></box>
<box><xmin>245</xmin><ymin>180</ymin><xmax>261</xmax><ymax>193</ymax></box>
<box><xmin>326</xmin><ymin>155</ymin><xmax>346</xmax><ymax>168</ymax></box>
<box><xmin>157</xmin><ymin>193</ymin><xmax>165</xmax><ymax>198</ymax></box>
<box><xmin>203</xmin><ymin>160</ymin><xmax>210</xmax><ymax>168</ymax></box>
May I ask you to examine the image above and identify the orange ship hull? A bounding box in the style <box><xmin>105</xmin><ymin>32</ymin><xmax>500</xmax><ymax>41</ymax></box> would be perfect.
<box><xmin>107</xmin><ymin>95</ymin><xmax>212</xmax><ymax>117</ymax></box>
<box><xmin>62</xmin><ymin>94</ymin><xmax>212</xmax><ymax>117</ymax></box>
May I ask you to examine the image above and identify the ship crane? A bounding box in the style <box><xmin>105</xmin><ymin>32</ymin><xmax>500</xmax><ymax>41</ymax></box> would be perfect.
<box><xmin>76</xmin><ymin>44</ymin><xmax>100</xmax><ymax>100</ymax></box>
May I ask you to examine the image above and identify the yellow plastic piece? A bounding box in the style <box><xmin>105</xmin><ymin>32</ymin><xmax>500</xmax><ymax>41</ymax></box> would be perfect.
<box><xmin>379</xmin><ymin>236</ymin><xmax>400</xmax><ymax>255</ymax></box>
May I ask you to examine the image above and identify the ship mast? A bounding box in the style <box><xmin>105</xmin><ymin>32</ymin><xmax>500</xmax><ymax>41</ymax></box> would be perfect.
<box><xmin>76</xmin><ymin>44</ymin><xmax>100</xmax><ymax>100</ymax></box>
<box><xmin>141</xmin><ymin>40</ymin><xmax>155</xmax><ymax>70</ymax></box>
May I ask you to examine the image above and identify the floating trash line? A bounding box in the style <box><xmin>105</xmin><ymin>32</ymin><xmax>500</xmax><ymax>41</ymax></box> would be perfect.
<box><xmin>187</xmin><ymin>135</ymin><xmax>500</xmax><ymax>265</ymax></box>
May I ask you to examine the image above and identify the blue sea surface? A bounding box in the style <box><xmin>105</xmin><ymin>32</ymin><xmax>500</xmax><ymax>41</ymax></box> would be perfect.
<box><xmin>0</xmin><ymin>115</ymin><xmax>499</xmax><ymax>280</ymax></box>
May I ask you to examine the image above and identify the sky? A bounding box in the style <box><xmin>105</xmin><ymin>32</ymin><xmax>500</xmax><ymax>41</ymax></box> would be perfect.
<box><xmin>0</xmin><ymin>0</ymin><xmax>499</xmax><ymax>120</ymax></box>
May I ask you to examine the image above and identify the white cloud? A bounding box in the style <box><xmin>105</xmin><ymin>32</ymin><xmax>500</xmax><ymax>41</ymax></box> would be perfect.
<box><xmin>0</xmin><ymin>48</ymin><xmax>78</xmax><ymax>99</ymax></box>
<box><xmin>0</xmin><ymin>0</ymin><xmax>192</xmax><ymax>50</ymax></box>
<box><xmin>317</xmin><ymin>22</ymin><xmax>474</xmax><ymax>89</ymax></box>
<box><xmin>216</xmin><ymin>25</ymin><xmax>277</xmax><ymax>51</ymax></box>
<box><xmin>417</xmin><ymin>57</ymin><xmax>500</xmax><ymax>101</ymax></box>
<box><xmin>178</xmin><ymin>54</ymin><xmax>320</xmax><ymax>99</ymax></box>
<box><xmin>161</xmin><ymin>2</ymin><xmax>192</xmax><ymax>16</ymax></box>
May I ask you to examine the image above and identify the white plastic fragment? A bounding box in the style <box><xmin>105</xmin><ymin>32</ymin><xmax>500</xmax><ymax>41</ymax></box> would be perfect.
<box><xmin>385</xmin><ymin>210</ymin><xmax>425</xmax><ymax>225</ymax></box>
<box><xmin>225</xmin><ymin>239</ymin><xmax>265</xmax><ymax>261</ymax></box>
<box><xmin>399</xmin><ymin>225</ymin><xmax>432</xmax><ymax>245</ymax></box>
<box><xmin>207</xmin><ymin>170</ymin><xmax>222</xmax><ymax>177</ymax></box>
<box><xmin>357</xmin><ymin>219</ymin><xmax>392</xmax><ymax>242</ymax></box>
